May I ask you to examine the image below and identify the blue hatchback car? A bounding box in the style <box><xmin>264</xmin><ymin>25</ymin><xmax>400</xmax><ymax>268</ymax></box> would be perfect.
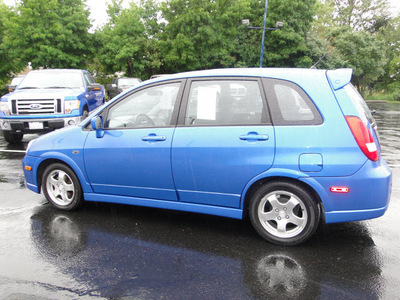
<box><xmin>22</xmin><ymin>68</ymin><xmax>392</xmax><ymax>245</ymax></box>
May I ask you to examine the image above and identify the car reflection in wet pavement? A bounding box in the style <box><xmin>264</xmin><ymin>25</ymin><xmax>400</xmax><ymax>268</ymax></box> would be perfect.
<box><xmin>0</xmin><ymin>102</ymin><xmax>399</xmax><ymax>299</ymax></box>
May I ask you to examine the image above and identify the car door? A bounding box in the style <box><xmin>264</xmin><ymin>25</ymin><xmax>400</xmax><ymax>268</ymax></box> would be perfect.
<box><xmin>171</xmin><ymin>78</ymin><xmax>275</xmax><ymax>208</ymax></box>
<box><xmin>83</xmin><ymin>81</ymin><xmax>184</xmax><ymax>201</ymax></box>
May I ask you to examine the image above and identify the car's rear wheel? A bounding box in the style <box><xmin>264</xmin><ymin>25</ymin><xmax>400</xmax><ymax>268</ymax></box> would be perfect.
<box><xmin>3</xmin><ymin>132</ymin><xmax>23</xmax><ymax>144</ymax></box>
<box><xmin>249</xmin><ymin>181</ymin><xmax>320</xmax><ymax>246</ymax></box>
<box><xmin>42</xmin><ymin>163</ymin><xmax>83</xmax><ymax>211</ymax></box>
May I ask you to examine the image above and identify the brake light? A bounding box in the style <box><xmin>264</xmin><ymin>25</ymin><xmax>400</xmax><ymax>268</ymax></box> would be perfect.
<box><xmin>345</xmin><ymin>116</ymin><xmax>379</xmax><ymax>161</ymax></box>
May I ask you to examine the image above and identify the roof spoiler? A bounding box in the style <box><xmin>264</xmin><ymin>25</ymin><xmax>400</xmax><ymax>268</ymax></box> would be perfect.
<box><xmin>326</xmin><ymin>69</ymin><xmax>353</xmax><ymax>90</ymax></box>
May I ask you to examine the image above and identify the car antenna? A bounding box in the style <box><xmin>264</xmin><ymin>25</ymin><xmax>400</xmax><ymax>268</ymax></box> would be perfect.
<box><xmin>310</xmin><ymin>52</ymin><xmax>329</xmax><ymax>69</ymax></box>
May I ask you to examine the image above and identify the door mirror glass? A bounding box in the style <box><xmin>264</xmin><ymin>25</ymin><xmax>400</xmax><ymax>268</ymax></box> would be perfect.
<box><xmin>91</xmin><ymin>116</ymin><xmax>105</xmax><ymax>138</ymax></box>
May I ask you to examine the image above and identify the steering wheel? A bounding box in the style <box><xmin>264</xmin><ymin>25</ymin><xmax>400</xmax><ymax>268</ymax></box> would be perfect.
<box><xmin>135</xmin><ymin>114</ymin><xmax>155</xmax><ymax>127</ymax></box>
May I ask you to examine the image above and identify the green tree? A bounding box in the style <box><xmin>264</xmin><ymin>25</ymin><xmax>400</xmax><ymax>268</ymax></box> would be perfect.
<box><xmin>329</xmin><ymin>26</ymin><xmax>388</xmax><ymax>95</ymax></box>
<box><xmin>0</xmin><ymin>1</ymin><xmax>21</xmax><ymax>86</ymax></box>
<box><xmin>4</xmin><ymin>0</ymin><xmax>92</xmax><ymax>69</ymax></box>
<box><xmin>159</xmin><ymin>0</ymin><xmax>243</xmax><ymax>73</ymax></box>
<box><xmin>330</xmin><ymin>0</ymin><xmax>390</xmax><ymax>31</ymax></box>
<box><xmin>95</xmin><ymin>0</ymin><xmax>156</xmax><ymax>78</ymax></box>
<box><xmin>236</xmin><ymin>0</ymin><xmax>317</xmax><ymax>68</ymax></box>
<box><xmin>373</xmin><ymin>16</ymin><xmax>400</xmax><ymax>98</ymax></box>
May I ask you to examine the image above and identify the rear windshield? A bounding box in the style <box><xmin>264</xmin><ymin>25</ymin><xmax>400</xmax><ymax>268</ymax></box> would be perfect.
<box><xmin>343</xmin><ymin>84</ymin><xmax>374</xmax><ymax>124</ymax></box>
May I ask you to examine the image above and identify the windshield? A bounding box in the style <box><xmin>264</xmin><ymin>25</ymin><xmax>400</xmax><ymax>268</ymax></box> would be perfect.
<box><xmin>10</xmin><ymin>77</ymin><xmax>24</xmax><ymax>86</ymax></box>
<box><xmin>119</xmin><ymin>78</ymin><xmax>141</xmax><ymax>87</ymax></box>
<box><xmin>18</xmin><ymin>71</ymin><xmax>84</xmax><ymax>89</ymax></box>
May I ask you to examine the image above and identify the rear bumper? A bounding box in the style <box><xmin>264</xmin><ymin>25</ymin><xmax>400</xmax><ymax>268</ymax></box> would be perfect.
<box><xmin>0</xmin><ymin>116</ymin><xmax>81</xmax><ymax>134</ymax></box>
<box><xmin>324</xmin><ymin>203</ymin><xmax>390</xmax><ymax>223</ymax></box>
<box><xmin>301</xmin><ymin>159</ymin><xmax>392</xmax><ymax>224</ymax></box>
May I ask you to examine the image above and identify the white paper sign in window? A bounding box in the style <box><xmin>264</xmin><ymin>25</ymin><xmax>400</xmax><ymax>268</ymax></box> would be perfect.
<box><xmin>197</xmin><ymin>87</ymin><xmax>217</xmax><ymax>120</ymax></box>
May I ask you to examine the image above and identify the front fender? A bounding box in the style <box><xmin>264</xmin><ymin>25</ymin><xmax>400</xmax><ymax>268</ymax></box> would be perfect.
<box><xmin>37</xmin><ymin>151</ymin><xmax>93</xmax><ymax>194</ymax></box>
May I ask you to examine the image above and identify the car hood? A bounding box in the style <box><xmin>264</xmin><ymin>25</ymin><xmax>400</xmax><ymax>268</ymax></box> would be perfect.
<box><xmin>27</xmin><ymin>125</ymin><xmax>88</xmax><ymax>157</ymax></box>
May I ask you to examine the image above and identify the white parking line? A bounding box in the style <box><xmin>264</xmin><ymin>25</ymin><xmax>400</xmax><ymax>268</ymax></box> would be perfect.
<box><xmin>0</xmin><ymin>149</ymin><xmax>26</xmax><ymax>153</ymax></box>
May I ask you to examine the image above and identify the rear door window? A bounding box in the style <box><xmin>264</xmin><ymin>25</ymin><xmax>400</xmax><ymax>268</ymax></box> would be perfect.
<box><xmin>182</xmin><ymin>79</ymin><xmax>269</xmax><ymax>126</ymax></box>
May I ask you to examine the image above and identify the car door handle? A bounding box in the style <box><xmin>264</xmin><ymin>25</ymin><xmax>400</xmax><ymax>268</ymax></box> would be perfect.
<box><xmin>239</xmin><ymin>133</ymin><xmax>269</xmax><ymax>141</ymax></box>
<box><xmin>142</xmin><ymin>135</ymin><xmax>166</xmax><ymax>142</ymax></box>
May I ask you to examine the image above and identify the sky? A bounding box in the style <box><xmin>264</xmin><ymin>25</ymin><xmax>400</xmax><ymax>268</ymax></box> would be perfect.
<box><xmin>3</xmin><ymin>0</ymin><xmax>400</xmax><ymax>30</ymax></box>
<box><xmin>85</xmin><ymin>0</ymin><xmax>131</xmax><ymax>29</ymax></box>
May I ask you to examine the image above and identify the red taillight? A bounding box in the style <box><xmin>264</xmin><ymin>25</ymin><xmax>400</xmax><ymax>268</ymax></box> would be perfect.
<box><xmin>345</xmin><ymin>116</ymin><xmax>379</xmax><ymax>161</ymax></box>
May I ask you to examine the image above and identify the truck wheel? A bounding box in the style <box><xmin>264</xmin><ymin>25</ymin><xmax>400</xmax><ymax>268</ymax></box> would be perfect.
<box><xmin>42</xmin><ymin>163</ymin><xmax>83</xmax><ymax>211</ymax></box>
<box><xmin>249</xmin><ymin>181</ymin><xmax>320</xmax><ymax>246</ymax></box>
<box><xmin>3</xmin><ymin>132</ymin><xmax>23</xmax><ymax>144</ymax></box>
<box><xmin>81</xmin><ymin>107</ymin><xmax>89</xmax><ymax>121</ymax></box>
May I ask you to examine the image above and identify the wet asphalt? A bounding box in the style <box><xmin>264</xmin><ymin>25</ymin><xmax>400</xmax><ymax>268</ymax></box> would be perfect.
<box><xmin>0</xmin><ymin>102</ymin><xmax>399</xmax><ymax>299</ymax></box>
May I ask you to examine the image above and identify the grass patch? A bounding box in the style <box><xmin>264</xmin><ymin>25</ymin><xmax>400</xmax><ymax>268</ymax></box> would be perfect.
<box><xmin>365</xmin><ymin>91</ymin><xmax>400</xmax><ymax>102</ymax></box>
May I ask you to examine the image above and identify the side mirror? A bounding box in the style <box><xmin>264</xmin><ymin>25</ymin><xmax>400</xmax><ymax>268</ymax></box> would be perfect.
<box><xmin>5</xmin><ymin>84</ymin><xmax>16</xmax><ymax>92</ymax></box>
<box><xmin>87</xmin><ymin>83</ymin><xmax>102</xmax><ymax>92</ymax></box>
<box><xmin>91</xmin><ymin>116</ymin><xmax>105</xmax><ymax>138</ymax></box>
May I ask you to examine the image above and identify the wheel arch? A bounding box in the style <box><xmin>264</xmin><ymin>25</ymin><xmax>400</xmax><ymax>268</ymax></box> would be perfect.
<box><xmin>241</xmin><ymin>175</ymin><xmax>324</xmax><ymax>220</ymax></box>
<box><xmin>36</xmin><ymin>155</ymin><xmax>92</xmax><ymax>194</ymax></box>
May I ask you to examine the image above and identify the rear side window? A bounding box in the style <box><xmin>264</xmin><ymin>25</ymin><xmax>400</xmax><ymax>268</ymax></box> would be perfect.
<box><xmin>184</xmin><ymin>80</ymin><xmax>269</xmax><ymax>126</ymax></box>
<box><xmin>83</xmin><ymin>73</ymin><xmax>95</xmax><ymax>86</ymax></box>
<box><xmin>264</xmin><ymin>79</ymin><xmax>323</xmax><ymax>125</ymax></box>
<box><xmin>344</xmin><ymin>84</ymin><xmax>374</xmax><ymax>124</ymax></box>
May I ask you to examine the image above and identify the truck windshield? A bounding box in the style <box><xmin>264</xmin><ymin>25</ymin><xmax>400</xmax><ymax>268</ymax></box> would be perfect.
<box><xmin>18</xmin><ymin>71</ymin><xmax>84</xmax><ymax>90</ymax></box>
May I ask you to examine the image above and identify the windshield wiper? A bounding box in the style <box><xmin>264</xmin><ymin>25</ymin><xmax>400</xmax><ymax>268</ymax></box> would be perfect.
<box><xmin>18</xmin><ymin>87</ymin><xmax>39</xmax><ymax>90</ymax></box>
<box><xmin>45</xmin><ymin>86</ymin><xmax>71</xmax><ymax>89</ymax></box>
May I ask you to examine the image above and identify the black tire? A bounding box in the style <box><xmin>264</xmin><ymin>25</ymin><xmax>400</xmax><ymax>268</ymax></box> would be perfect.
<box><xmin>81</xmin><ymin>107</ymin><xmax>89</xmax><ymax>122</ymax></box>
<box><xmin>249</xmin><ymin>181</ymin><xmax>320</xmax><ymax>246</ymax></box>
<box><xmin>3</xmin><ymin>131</ymin><xmax>23</xmax><ymax>144</ymax></box>
<box><xmin>42</xmin><ymin>163</ymin><xmax>83</xmax><ymax>211</ymax></box>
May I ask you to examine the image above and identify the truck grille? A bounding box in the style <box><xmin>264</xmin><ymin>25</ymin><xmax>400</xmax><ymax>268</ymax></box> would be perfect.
<box><xmin>11</xmin><ymin>99</ymin><xmax>62</xmax><ymax>115</ymax></box>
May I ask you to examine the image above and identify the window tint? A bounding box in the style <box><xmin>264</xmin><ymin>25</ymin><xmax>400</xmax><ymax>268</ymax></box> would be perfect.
<box><xmin>184</xmin><ymin>80</ymin><xmax>267</xmax><ymax>126</ymax></box>
<box><xmin>105</xmin><ymin>82</ymin><xmax>180</xmax><ymax>129</ymax></box>
<box><xmin>264</xmin><ymin>79</ymin><xmax>322</xmax><ymax>125</ymax></box>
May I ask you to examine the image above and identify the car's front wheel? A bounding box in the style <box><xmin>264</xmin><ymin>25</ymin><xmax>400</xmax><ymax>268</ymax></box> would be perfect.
<box><xmin>249</xmin><ymin>181</ymin><xmax>320</xmax><ymax>246</ymax></box>
<box><xmin>42</xmin><ymin>163</ymin><xmax>83</xmax><ymax>211</ymax></box>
